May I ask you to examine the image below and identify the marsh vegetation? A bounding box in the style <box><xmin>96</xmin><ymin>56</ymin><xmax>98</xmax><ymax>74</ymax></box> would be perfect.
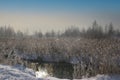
<box><xmin>0</xmin><ymin>21</ymin><xmax>120</xmax><ymax>79</ymax></box>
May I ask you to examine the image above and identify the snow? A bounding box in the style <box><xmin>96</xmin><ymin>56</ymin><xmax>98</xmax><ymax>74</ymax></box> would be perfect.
<box><xmin>47</xmin><ymin>75</ymin><xmax>120</xmax><ymax>80</ymax></box>
<box><xmin>0</xmin><ymin>64</ymin><xmax>41</xmax><ymax>80</ymax></box>
<box><xmin>35</xmin><ymin>69</ymin><xmax>49</xmax><ymax>78</ymax></box>
<box><xmin>0</xmin><ymin>64</ymin><xmax>120</xmax><ymax>80</ymax></box>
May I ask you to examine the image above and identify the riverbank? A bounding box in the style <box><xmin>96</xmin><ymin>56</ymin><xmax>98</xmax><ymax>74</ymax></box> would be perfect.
<box><xmin>0</xmin><ymin>38</ymin><xmax>120</xmax><ymax>79</ymax></box>
<box><xmin>0</xmin><ymin>64</ymin><xmax>120</xmax><ymax>80</ymax></box>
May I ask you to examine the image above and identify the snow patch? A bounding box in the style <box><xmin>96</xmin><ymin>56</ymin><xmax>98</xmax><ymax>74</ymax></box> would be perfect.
<box><xmin>0</xmin><ymin>64</ymin><xmax>120</xmax><ymax>80</ymax></box>
<box><xmin>36</xmin><ymin>69</ymin><xmax>49</xmax><ymax>78</ymax></box>
<box><xmin>0</xmin><ymin>64</ymin><xmax>40</xmax><ymax>80</ymax></box>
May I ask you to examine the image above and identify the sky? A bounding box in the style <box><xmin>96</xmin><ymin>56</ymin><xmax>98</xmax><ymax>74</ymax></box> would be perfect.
<box><xmin>0</xmin><ymin>0</ymin><xmax>120</xmax><ymax>33</ymax></box>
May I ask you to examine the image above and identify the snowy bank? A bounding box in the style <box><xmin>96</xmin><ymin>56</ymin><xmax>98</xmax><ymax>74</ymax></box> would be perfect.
<box><xmin>0</xmin><ymin>64</ymin><xmax>41</xmax><ymax>80</ymax></box>
<box><xmin>0</xmin><ymin>64</ymin><xmax>120</xmax><ymax>80</ymax></box>
<box><xmin>46</xmin><ymin>75</ymin><xmax>120</xmax><ymax>80</ymax></box>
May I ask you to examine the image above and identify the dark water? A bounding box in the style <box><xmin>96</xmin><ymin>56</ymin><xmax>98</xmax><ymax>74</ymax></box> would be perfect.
<box><xmin>26</xmin><ymin>62</ymin><xmax>93</xmax><ymax>79</ymax></box>
<box><xmin>21</xmin><ymin>56</ymin><xmax>120</xmax><ymax>79</ymax></box>
<box><xmin>36</xmin><ymin>62</ymin><xmax>74</xmax><ymax>79</ymax></box>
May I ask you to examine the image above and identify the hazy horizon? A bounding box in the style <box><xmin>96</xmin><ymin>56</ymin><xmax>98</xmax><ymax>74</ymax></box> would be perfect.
<box><xmin>0</xmin><ymin>0</ymin><xmax>120</xmax><ymax>34</ymax></box>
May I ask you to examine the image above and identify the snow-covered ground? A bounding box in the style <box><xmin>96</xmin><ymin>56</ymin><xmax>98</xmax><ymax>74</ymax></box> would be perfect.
<box><xmin>0</xmin><ymin>64</ymin><xmax>120</xmax><ymax>80</ymax></box>
<box><xmin>0</xmin><ymin>64</ymin><xmax>41</xmax><ymax>80</ymax></box>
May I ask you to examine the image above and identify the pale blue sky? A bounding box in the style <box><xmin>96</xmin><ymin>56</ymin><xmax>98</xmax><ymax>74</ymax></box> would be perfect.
<box><xmin>0</xmin><ymin>0</ymin><xmax>120</xmax><ymax>33</ymax></box>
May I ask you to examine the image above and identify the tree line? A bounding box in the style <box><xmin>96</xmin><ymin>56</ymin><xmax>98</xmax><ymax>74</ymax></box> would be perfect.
<box><xmin>0</xmin><ymin>21</ymin><xmax>120</xmax><ymax>39</ymax></box>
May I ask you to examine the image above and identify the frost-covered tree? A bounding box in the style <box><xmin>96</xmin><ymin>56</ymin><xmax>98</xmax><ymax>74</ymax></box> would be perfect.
<box><xmin>62</xmin><ymin>26</ymin><xmax>80</xmax><ymax>37</ymax></box>
<box><xmin>108</xmin><ymin>22</ymin><xmax>114</xmax><ymax>36</ymax></box>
